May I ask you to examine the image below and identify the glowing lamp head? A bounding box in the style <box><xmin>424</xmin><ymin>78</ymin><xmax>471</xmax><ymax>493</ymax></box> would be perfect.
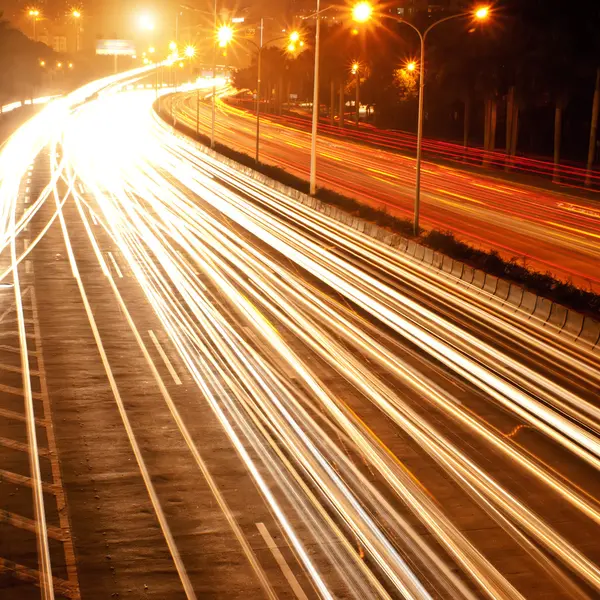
<box><xmin>169</xmin><ymin>41</ymin><xmax>177</xmax><ymax>52</ymax></box>
<box><xmin>217</xmin><ymin>25</ymin><xmax>233</xmax><ymax>47</ymax></box>
<box><xmin>71</xmin><ymin>9</ymin><xmax>81</xmax><ymax>18</ymax></box>
<box><xmin>351</xmin><ymin>62</ymin><xmax>359</xmax><ymax>74</ymax></box>
<box><xmin>57</xmin><ymin>62</ymin><xmax>62</xmax><ymax>68</ymax></box>
<box><xmin>406</xmin><ymin>61</ymin><xmax>416</xmax><ymax>72</ymax></box>
<box><xmin>352</xmin><ymin>2</ymin><xmax>373</xmax><ymax>23</ymax></box>
<box><xmin>68</xmin><ymin>62</ymin><xmax>73</xmax><ymax>68</ymax></box>
<box><xmin>184</xmin><ymin>45</ymin><xmax>196</xmax><ymax>58</ymax></box>
<box><xmin>287</xmin><ymin>43</ymin><xmax>296</xmax><ymax>53</ymax></box>
<box><xmin>29</xmin><ymin>9</ymin><xmax>40</xmax><ymax>17</ymax></box>
<box><xmin>139</xmin><ymin>14</ymin><xmax>155</xmax><ymax>31</ymax></box>
<box><xmin>289</xmin><ymin>31</ymin><xmax>300</xmax><ymax>43</ymax></box>
<box><xmin>39</xmin><ymin>59</ymin><xmax>45</xmax><ymax>66</ymax></box>
<box><xmin>474</xmin><ymin>6</ymin><xmax>489</xmax><ymax>20</ymax></box>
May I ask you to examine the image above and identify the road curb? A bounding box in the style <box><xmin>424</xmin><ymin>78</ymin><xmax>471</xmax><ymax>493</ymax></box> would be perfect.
<box><xmin>174</xmin><ymin>126</ymin><xmax>600</xmax><ymax>353</ymax></box>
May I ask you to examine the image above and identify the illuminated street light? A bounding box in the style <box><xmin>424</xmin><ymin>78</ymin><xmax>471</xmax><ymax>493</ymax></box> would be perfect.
<box><xmin>184</xmin><ymin>45</ymin><xmax>196</xmax><ymax>58</ymax></box>
<box><xmin>68</xmin><ymin>62</ymin><xmax>73</xmax><ymax>69</ymax></box>
<box><xmin>148</xmin><ymin>46</ymin><xmax>155</xmax><ymax>54</ymax></box>
<box><xmin>351</xmin><ymin>1</ymin><xmax>491</xmax><ymax>235</ymax></box>
<box><xmin>143</xmin><ymin>57</ymin><xmax>150</xmax><ymax>65</ymax></box>
<box><xmin>39</xmin><ymin>59</ymin><xmax>46</xmax><ymax>67</ymax></box>
<box><xmin>352</xmin><ymin>1</ymin><xmax>373</xmax><ymax>24</ymax></box>
<box><xmin>138</xmin><ymin>14</ymin><xmax>155</xmax><ymax>31</ymax></box>
<box><xmin>351</xmin><ymin>62</ymin><xmax>361</xmax><ymax>127</ymax></box>
<box><xmin>241</xmin><ymin>21</ymin><xmax>308</xmax><ymax>164</ymax></box>
<box><xmin>217</xmin><ymin>25</ymin><xmax>234</xmax><ymax>48</ymax></box>
<box><xmin>406</xmin><ymin>61</ymin><xmax>416</xmax><ymax>72</ymax></box>
<box><xmin>57</xmin><ymin>62</ymin><xmax>63</xmax><ymax>68</ymax></box>
<box><xmin>71</xmin><ymin>9</ymin><xmax>82</xmax><ymax>51</ymax></box>
<box><xmin>179</xmin><ymin>62</ymin><xmax>184</xmax><ymax>68</ymax></box>
<box><xmin>169</xmin><ymin>41</ymin><xmax>178</xmax><ymax>52</ymax></box>
<box><xmin>28</xmin><ymin>9</ymin><xmax>40</xmax><ymax>41</ymax></box>
<box><xmin>475</xmin><ymin>6</ymin><xmax>490</xmax><ymax>20</ymax></box>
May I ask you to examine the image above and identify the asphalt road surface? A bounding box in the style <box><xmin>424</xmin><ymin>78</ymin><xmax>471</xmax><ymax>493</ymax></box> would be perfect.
<box><xmin>1</xmin><ymin>71</ymin><xmax>600</xmax><ymax>600</ymax></box>
<box><xmin>169</xmin><ymin>91</ymin><xmax>600</xmax><ymax>290</ymax></box>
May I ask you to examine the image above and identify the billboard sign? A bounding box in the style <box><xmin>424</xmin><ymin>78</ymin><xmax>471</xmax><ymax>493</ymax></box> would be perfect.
<box><xmin>96</xmin><ymin>40</ymin><xmax>136</xmax><ymax>56</ymax></box>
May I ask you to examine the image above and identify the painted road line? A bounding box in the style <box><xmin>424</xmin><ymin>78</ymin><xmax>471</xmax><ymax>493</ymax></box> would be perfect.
<box><xmin>107</xmin><ymin>251</ymin><xmax>123</xmax><ymax>278</ymax></box>
<box><xmin>256</xmin><ymin>522</ymin><xmax>309</xmax><ymax>600</ymax></box>
<box><xmin>148</xmin><ymin>330</ymin><xmax>182</xmax><ymax>385</ymax></box>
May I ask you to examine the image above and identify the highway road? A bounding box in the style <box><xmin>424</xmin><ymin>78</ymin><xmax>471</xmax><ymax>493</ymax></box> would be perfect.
<box><xmin>170</xmin><ymin>91</ymin><xmax>600</xmax><ymax>290</ymax></box>
<box><xmin>1</xmin><ymin>73</ymin><xmax>600</xmax><ymax>599</ymax></box>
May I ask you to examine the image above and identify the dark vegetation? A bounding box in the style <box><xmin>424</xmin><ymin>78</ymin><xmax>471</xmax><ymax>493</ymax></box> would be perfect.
<box><xmin>0</xmin><ymin>16</ymin><xmax>56</xmax><ymax>107</ymax></box>
<box><xmin>157</xmin><ymin>102</ymin><xmax>600</xmax><ymax>319</ymax></box>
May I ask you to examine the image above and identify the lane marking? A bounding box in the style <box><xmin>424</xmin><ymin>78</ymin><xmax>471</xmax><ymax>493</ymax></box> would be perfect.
<box><xmin>148</xmin><ymin>330</ymin><xmax>182</xmax><ymax>385</ymax></box>
<box><xmin>107</xmin><ymin>251</ymin><xmax>123</xmax><ymax>278</ymax></box>
<box><xmin>256</xmin><ymin>522</ymin><xmax>309</xmax><ymax>600</ymax></box>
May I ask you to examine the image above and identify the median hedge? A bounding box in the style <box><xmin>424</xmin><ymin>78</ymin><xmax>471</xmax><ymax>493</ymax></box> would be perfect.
<box><xmin>158</xmin><ymin>103</ymin><xmax>600</xmax><ymax>320</ymax></box>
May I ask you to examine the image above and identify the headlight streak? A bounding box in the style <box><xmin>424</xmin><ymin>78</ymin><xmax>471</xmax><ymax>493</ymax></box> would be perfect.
<box><xmin>60</xmin><ymin>100</ymin><xmax>484</xmax><ymax>597</ymax></box>
<box><xmin>23</xmin><ymin>88</ymin><xmax>600</xmax><ymax>598</ymax></box>
<box><xmin>122</xmin><ymin>181</ymin><xmax>600</xmax><ymax>593</ymax></box>
<box><xmin>156</xmin><ymin>142</ymin><xmax>600</xmax><ymax>472</ymax></box>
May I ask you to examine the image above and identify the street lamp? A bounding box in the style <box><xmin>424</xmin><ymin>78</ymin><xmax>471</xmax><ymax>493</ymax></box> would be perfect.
<box><xmin>71</xmin><ymin>9</ymin><xmax>81</xmax><ymax>52</ymax></box>
<box><xmin>306</xmin><ymin>2</ymin><xmax>337</xmax><ymax>195</ymax></box>
<box><xmin>217</xmin><ymin>25</ymin><xmax>234</xmax><ymax>47</ymax></box>
<box><xmin>28</xmin><ymin>9</ymin><xmax>40</xmax><ymax>41</ymax></box>
<box><xmin>138</xmin><ymin>14</ymin><xmax>155</xmax><ymax>31</ymax></box>
<box><xmin>244</xmin><ymin>22</ymin><xmax>302</xmax><ymax>163</ymax></box>
<box><xmin>352</xmin><ymin>2</ymin><xmax>373</xmax><ymax>23</ymax></box>
<box><xmin>184</xmin><ymin>45</ymin><xmax>196</xmax><ymax>58</ymax></box>
<box><xmin>210</xmin><ymin>20</ymin><xmax>233</xmax><ymax>148</ymax></box>
<box><xmin>352</xmin><ymin>2</ymin><xmax>490</xmax><ymax>235</ymax></box>
<box><xmin>352</xmin><ymin>62</ymin><xmax>361</xmax><ymax>127</ymax></box>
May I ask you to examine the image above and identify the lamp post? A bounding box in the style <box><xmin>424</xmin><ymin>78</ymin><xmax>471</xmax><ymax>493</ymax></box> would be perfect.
<box><xmin>352</xmin><ymin>2</ymin><xmax>490</xmax><ymax>235</ymax></box>
<box><xmin>211</xmin><ymin>23</ymin><xmax>233</xmax><ymax>148</ymax></box>
<box><xmin>309</xmin><ymin>0</ymin><xmax>322</xmax><ymax>195</ymax></box>
<box><xmin>28</xmin><ymin>9</ymin><xmax>40</xmax><ymax>41</ymax></box>
<box><xmin>71</xmin><ymin>9</ymin><xmax>81</xmax><ymax>52</ymax></box>
<box><xmin>301</xmin><ymin>3</ymin><xmax>335</xmax><ymax>195</ymax></box>
<box><xmin>352</xmin><ymin>62</ymin><xmax>360</xmax><ymax>127</ymax></box>
<box><xmin>241</xmin><ymin>23</ymin><xmax>301</xmax><ymax>163</ymax></box>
